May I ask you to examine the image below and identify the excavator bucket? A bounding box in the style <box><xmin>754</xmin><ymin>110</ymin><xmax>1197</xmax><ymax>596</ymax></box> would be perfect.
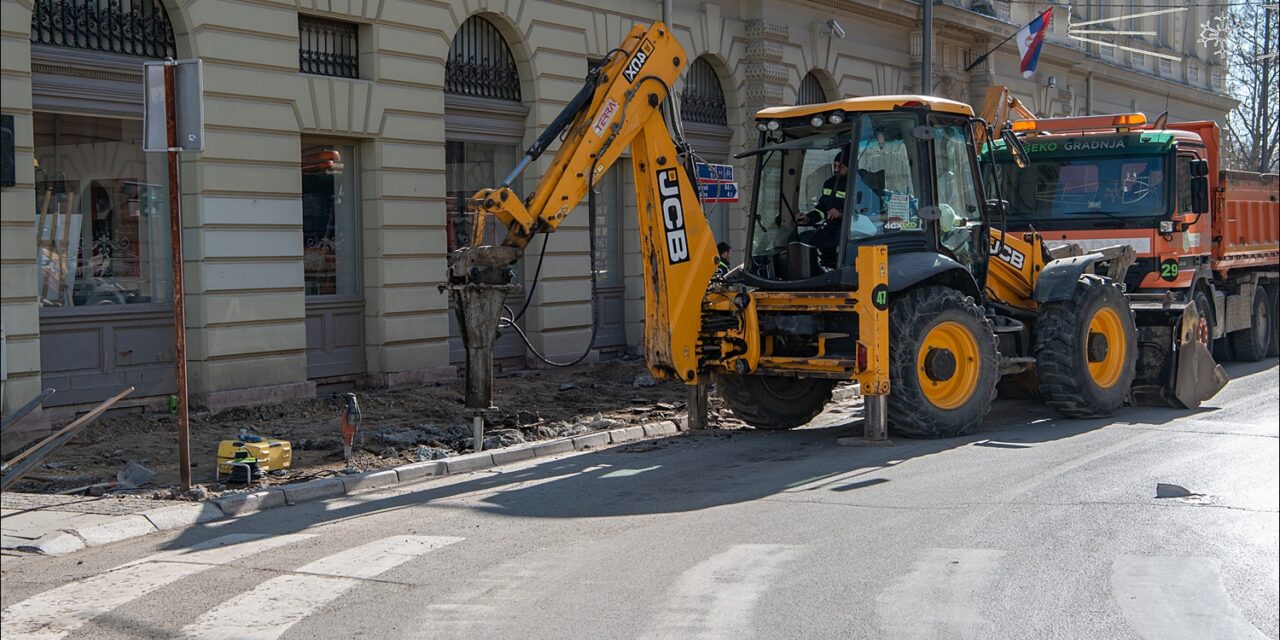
<box><xmin>1130</xmin><ymin>299</ymin><xmax>1228</xmax><ymax>409</ymax></box>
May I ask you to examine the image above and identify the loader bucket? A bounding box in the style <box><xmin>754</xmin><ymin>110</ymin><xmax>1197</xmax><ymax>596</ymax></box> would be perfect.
<box><xmin>1130</xmin><ymin>300</ymin><xmax>1228</xmax><ymax>409</ymax></box>
<box><xmin>1170</xmin><ymin>303</ymin><xmax>1228</xmax><ymax>408</ymax></box>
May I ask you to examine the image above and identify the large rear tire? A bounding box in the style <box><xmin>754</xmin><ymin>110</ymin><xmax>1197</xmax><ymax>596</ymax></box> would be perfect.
<box><xmin>886</xmin><ymin>286</ymin><xmax>999</xmax><ymax>438</ymax></box>
<box><xmin>1034</xmin><ymin>276</ymin><xmax>1138</xmax><ymax>418</ymax></box>
<box><xmin>714</xmin><ymin>374</ymin><xmax>835</xmax><ymax>430</ymax></box>
<box><xmin>1229</xmin><ymin>286</ymin><xmax>1272</xmax><ymax>362</ymax></box>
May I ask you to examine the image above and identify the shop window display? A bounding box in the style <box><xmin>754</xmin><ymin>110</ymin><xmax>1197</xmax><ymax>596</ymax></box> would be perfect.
<box><xmin>33</xmin><ymin>112</ymin><xmax>171</xmax><ymax>307</ymax></box>
<box><xmin>301</xmin><ymin>143</ymin><xmax>359</xmax><ymax>296</ymax></box>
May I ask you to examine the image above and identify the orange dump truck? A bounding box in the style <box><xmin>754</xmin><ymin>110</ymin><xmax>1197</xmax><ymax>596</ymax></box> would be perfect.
<box><xmin>987</xmin><ymin>111</ymin><xmax>1278</xmax><ymax>405</ymax></box>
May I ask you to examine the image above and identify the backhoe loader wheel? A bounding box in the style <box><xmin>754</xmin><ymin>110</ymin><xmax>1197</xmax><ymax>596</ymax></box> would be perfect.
<box><xmin>713</xmin><ymin>374</ymin><xmax>835</xmax><ymax>430</ymax></box>
<box><xmin>1229</xmin><ymin>285</ymin><xmax>1272</xmax><ymax>361</ymax></box>
<box><xmin>886</xmin><ymin>286</ymin><xmax>999</xmax><ymax>438</ymax></box>
<box><xmin>1033</xmin><ymin>276</ymin><xmax>1138</xmax><ymax>418</ymax></box>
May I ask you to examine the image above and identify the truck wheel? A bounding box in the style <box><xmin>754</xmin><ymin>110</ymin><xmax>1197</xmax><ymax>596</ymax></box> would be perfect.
<box><xmin>886</xmin><ymin>286</ymin><xmax>998</xmax><ymax>438</ymax></box>
<box><xmin>1034</xmin><ymin>276</ymin><xmax>1138</xmax><ymax>418</ymax></box>
<box><xmin>1229</xmin><ymin>286</ymin><xmax>1272</xmax><ymax>361</ymax></box>
<box><xmin>714</xmin><ymin>374</ymin><xmax>834</xmax><ymax>430</ymax></box>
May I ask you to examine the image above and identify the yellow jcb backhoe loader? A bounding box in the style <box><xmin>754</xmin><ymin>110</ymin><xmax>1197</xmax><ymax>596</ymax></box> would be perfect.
<box><xmin>448</xmin><ymin>22</ymin><xmax>1143</xmax><ymax>440</ymax></box>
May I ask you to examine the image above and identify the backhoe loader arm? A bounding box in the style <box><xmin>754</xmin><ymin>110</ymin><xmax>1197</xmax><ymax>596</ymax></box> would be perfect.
<box><xmin>457</xmin><ymin>21</ymin><xmax>719</xmax><ymax>381</ymax></box>
<box><xmin>471</xmin><ymin>22</ymin><xmax>691</xmax><ymax>249</ymax></box>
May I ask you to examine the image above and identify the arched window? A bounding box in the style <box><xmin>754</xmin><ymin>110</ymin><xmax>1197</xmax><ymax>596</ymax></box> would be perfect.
<box><xmin>798</xmin><ymin>71</ymin><xmax>828</xmax><ymax>105</ymax></box>
<box><xmin>31</xmin><ymin>0</ymin><xmax>175</xmax><ymax>58</ymax></box>
<box><xmin>444</xmin><ymin>15</ymin><xmax>527</xmax><ymax>361</ymax></box>
<box><xmin>680</xmin><ymin>57</ymin><xmax>727</xmax><ymax>126</ymax></box>
<box><xmin>679</xmin><ymin>56</ymin><xmax>732</xmax><ymax>243</ymax></box>
<box><xmin>446</xmin><ymin>16</ymin><xmax>521</xmax><ymax>102</ymax></box>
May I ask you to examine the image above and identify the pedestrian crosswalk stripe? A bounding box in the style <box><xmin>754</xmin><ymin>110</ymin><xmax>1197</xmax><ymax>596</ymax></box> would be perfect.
<box><xmin>875</xmin><ymin>547</ymin><xmax>1005</xmax><ymax>639</ymax></box>
<box><xmin>179</xmin><ymin>535</ymin><xmax>463</xmax><ymax>640</ymax></box>
<box><xmin>1112</xmin><ymin>555</ymin><xmax>1268</xmax><ymax>640</ymax></box>
<box><xmin>0</xmin><ymin>533</ymin><xmax>315</xmax><ymax>640</ymax></box>
<box><xmin>642</xmin><ymin>543</ymin><xmax>803</xmax><ymax>640</ymax></box>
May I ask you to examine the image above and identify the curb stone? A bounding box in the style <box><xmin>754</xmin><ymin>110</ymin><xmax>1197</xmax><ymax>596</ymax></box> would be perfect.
<box><xmin>19</xmin><ymin>531</ymin><xmax>86</xmax><ymax>555</ymax></box>
<box><xmin>11</xmin><ymin>424</ymin><xmax>685</xmax><ymax>556</ymax></box>
<box><xmin>282</xmin><ymin>477</ymin><xmax>346</xmax><ymax>505</ymax></box>
<box><xmin>395</xmin><ymin>461</ymin><xmax>445</xmax><ymax>483</ymax></box>
<box><xmin>73</xmin><ymin>514</ymin><xmax>157</xmax><ymax>547</ymax></box>
<box><xmin>143</xmin><ymin>503</ymin><xmax>225</xmax><ymax>530</ymax></box>
<box><xmin>213</xmin><ymin>488</ymin><xmax>287</xmax><ymax>517</ymax></box>
<box><xmin>444</xmin><ymin>452</ymin><xmax>495</xmax><ymax>474</ymax></box>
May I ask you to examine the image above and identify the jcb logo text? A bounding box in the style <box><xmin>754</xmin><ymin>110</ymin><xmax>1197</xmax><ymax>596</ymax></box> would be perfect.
<box><xmin>658</xmin><ymin>169</ymin><xmax>690</xmax><ymax>264</ymax></box>
<box><xmin>623</xmin><ymin>40</ymin><xmax>655</xmax><ymax>83</ymax></box>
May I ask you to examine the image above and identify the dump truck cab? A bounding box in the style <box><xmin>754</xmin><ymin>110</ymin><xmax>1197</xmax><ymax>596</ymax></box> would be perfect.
<box><xmin>984</xmin><ymin>114</ymin><xmax>1213</xmax><ymax>295</ymax></box>
<box><xmin>742</xmin><ymin>96</ymin><xmax>994</xmax><ymax>301</ymax></box>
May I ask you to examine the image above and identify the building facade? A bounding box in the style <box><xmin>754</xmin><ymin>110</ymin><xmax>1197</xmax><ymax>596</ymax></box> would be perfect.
<box><xmin>0</xmin><ymin>0</ymin><xmax>1236</xmax><ymax>430</ymax></box>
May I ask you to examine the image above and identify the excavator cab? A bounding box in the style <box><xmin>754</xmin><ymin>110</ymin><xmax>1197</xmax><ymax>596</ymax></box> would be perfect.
<box><xmin>742</xmin><ymin>97</ymin><xmax>993</xmax><ymax>298</ymax></box>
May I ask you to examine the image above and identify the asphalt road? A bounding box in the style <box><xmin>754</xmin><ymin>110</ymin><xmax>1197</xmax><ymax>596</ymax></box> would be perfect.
<box><xmin>3</xmin><ymin>360</ymin><xmax>1277</xmax><ymax>640</ymax></box>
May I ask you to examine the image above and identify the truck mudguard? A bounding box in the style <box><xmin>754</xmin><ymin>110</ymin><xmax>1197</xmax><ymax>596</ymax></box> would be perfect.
<box><xmin>887</xmin><ymin>251</ymin><xmax>982</xmax><ymax>300</ymax></box>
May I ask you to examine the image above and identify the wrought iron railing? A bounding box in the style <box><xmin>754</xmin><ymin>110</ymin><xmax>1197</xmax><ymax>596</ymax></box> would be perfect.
<box><xmin>299</xmin><ymin>16</ymin><xmax>359</xmax><ymax>79</ymax></box>
<box><xmin>681</xmin><ymin>58</ymin><xmax>727</xmax><ymax>126</ymax></box>
<box><xmin>445</xmin><ymin>16</ymin><xmax>521</xmax><ymax>101</ymax></box>
<box><xmin>30</xmin><ymin>0</ymin><xmax>175</xmax><ymax>58</ymax></box>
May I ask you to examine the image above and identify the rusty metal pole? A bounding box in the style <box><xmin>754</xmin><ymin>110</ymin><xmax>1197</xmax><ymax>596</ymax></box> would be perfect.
<box><xmin>165</xmin><ymin>62</ymin><xmax>192</xmax><ymax>492</ymax></box>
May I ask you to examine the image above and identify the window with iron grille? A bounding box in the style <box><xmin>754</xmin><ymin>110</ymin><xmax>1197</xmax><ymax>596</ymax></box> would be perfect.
<box><xmin>798</xmin><ymin>71</ymin><xmax>828</xmax><ymax>105</ymax></box>
<box><xmin>30</xmin><ymin>0</ymin><xmax>175</xmax><ymax>58</ymax></box>
<box><xmin>299</xmin><ymin>16</ymin><xmax>359</xmax><ymax>79</ymax></box>
<box><xmin>681</xmin><ymin>57</ymin><xmax>727</xmax><ymax>126</ymax></box>
<box><xmin>446</xmin><ymin>16</ymin><xmax>521</xmax><ymax>101</ymax></box>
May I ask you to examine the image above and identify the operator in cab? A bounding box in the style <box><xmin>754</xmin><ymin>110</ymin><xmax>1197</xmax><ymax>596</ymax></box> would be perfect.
<box><xmin>794</xmin><ymin>148</ymin><xmax>850</xmax><ymax>250</ymax></box>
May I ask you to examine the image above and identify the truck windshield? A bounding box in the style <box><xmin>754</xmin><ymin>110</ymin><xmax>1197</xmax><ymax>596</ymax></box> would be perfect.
<box><xmin>993</xmin><ymin>150</ymin><xmax>1169</xmax><ymax>220</ymax></box>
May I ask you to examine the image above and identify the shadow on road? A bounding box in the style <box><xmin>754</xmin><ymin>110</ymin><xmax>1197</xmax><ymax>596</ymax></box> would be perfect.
<box><xmin>154</xmin><ymin>371</ymin><xmax>1270</xmax><ymax>551</ymax></box>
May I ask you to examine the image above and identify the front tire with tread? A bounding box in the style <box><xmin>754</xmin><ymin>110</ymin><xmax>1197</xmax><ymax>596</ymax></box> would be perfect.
<box><xmin>886</xmin><ymin>286</ymin><xmax>999</xmax><ymax>438</ymax></box>
<box><xmin>1034</xmin><ymin>276</ymin><xmax>1138</xmax><ymax>418</ymax></box>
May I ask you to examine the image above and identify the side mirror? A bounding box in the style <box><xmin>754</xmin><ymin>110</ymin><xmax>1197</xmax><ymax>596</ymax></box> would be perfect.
<box><xmin>1001</xmin><ymin>127</ymin><xmax>1029</xmax><ymax>169</ymax></box>
<box><xmin>1189</xmin><ymin>158</ymin><xmax>1209</xmax><ymax>178</ymax></box>
<box><xmin>1190</xmin><ymin>175</ymin><xmax>1209</xmax><ymax>214</ymax></box>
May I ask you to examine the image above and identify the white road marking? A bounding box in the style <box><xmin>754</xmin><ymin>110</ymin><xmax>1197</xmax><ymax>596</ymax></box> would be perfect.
<box><xmin>1</xmin><ymin>533</ymin><xmax>314</xmax><ymax>640</ymax></box>
<box><xmin>876</xmin><ymin>547</ymin><xmax>1005</xmax><ymax>639</ymax></box>
<box><xmin>1112</xmin><ymin>555</ymin><xmax>1268</xmax><ymax>640</ymax></box>
<box><xmin>642</xmin><ymin>543</ymin><xmax>803</xmax><ymax>640</ymax></box>
<box><xmin>179</xmin><ymin>535</ymin><xmax>462</xmax><ymax>640</ymax></box>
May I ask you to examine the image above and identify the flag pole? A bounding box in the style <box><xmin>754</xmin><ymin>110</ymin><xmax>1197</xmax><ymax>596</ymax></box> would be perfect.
<box><xmin>965</xmin><ymin>8</ymin><xmax>1051</xmax><ymax>72</ymax></box>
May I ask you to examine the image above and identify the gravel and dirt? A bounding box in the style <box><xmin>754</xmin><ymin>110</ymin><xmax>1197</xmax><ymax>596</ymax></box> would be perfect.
<box><xmin>7</xmin><ymin>359</ymin><xmax>747</xmax><ymax>498</ymax></box>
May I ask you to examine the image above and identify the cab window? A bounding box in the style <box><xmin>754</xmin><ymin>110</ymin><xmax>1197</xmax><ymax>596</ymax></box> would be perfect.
<box><xmin>1176</xmin><ymin>154</ymin><xmax>1194</xmax><ymax>213</ymax></box>
<box><xmin>849</xmin><ymin>114</ymin><xmax>925</xmax><ymax>238</ymax></box>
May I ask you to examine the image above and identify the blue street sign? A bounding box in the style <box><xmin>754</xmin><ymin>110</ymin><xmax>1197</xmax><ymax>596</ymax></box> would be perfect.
<box><xmin>697</xmin><ymin>181</ymin><xmax>739</xmax><ymax>202</ymax></box>
<box><xmin>695</xmin><ymin>162</ymin><xmax>735</xmax><ymax>183</ymax></box>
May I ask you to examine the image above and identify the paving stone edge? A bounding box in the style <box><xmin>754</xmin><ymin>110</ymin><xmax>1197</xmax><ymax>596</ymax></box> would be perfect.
<box><xmin>14</xmin><ymin>420</ymin><xmax>682</xmax><ymax>556</ymax></box>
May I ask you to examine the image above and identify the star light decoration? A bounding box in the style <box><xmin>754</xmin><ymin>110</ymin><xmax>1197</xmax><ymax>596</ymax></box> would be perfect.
<box><xmin>1198</xmin><ymin>14</ymin><xmax>1237</xmax><ymax>60</ymax></box>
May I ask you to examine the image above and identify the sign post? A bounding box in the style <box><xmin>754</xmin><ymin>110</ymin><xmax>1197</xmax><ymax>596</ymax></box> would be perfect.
<box><xmin>144</xmin><ymin>58</ymin><xmax>203</xmax><ymax>492</ymax></box>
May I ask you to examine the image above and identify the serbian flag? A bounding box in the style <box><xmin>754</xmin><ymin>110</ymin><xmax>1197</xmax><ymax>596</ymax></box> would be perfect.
<box><xmin>1016</xmin><ymin>8</ymin><xmax>1053</xmax><ymax>79</ymax></box>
